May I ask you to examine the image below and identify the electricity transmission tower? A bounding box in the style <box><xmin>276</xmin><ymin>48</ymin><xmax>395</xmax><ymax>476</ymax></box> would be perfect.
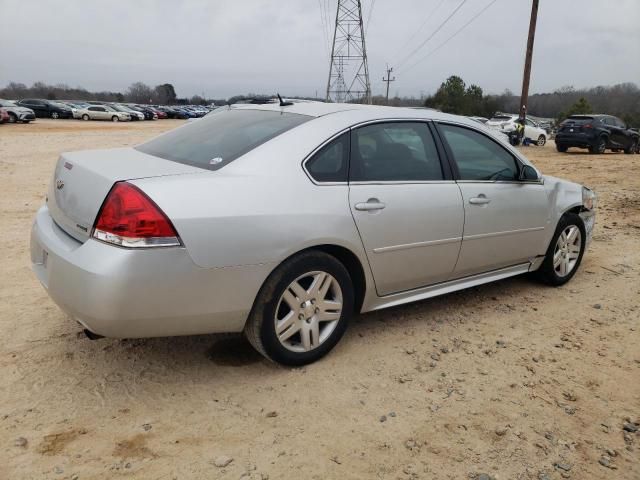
<box><xmin>325</xmin><ymin>0</ymin><xmax>371</xmax><ymax>104</ymax></box>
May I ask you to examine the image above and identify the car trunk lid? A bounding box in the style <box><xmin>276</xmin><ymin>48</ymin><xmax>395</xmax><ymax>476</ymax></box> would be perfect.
<box><xmin>47</xmin><ymin>147</ymin><xmax>204</xmax><ymax>242</ymax></box>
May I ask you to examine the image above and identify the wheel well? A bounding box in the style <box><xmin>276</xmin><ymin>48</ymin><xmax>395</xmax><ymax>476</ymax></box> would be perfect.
<box><xmin>303</xmin><ymin>245</ymin><xmax>366</xmax><ymax>314</ymax></box>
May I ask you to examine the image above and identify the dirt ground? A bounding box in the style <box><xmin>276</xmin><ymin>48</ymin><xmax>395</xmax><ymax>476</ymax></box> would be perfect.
<box><xmin>1</xmin><ymin>119</ymin><xmax>638</xmax><ymax>480</ymax></box>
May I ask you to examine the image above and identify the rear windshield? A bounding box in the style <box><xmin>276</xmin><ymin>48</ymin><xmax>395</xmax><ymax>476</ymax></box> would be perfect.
<box><xmin>136</xmin><ymin>109</ymin><xmax>311</xmax><ymax>170</ymax></box>
<box><xmin>563</xmin><ymin>116</ymin><xmax>594</xmax><ymax>124</ymax></box>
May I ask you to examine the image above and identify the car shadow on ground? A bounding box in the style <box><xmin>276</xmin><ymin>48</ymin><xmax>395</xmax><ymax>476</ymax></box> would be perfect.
<box><xmin>74</xmin><ymin>274</ymin><xmax>546</xmax><ymax>375</ymax></box>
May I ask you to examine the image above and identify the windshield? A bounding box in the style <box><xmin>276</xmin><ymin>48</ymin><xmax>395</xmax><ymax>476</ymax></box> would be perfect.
<box><xmin>136</xmin><ymin>109</ymin><xmax>311</xmax><ymax>171</ymax></box>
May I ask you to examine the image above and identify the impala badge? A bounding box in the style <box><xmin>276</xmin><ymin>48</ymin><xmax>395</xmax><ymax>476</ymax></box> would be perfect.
<box><xmin>56</xmin><ymin>179</ymin><xmax>65</xmax><ymax>190</ymax></box>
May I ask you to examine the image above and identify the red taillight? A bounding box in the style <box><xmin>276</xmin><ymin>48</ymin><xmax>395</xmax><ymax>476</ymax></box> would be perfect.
<box><xmin>92</xmin><ymin>182</ymin><xmax>181</xmax><ymax>248</ymax></box>
<box><xmin>583</xmin><ymin>124</ymin><xmax>592</xmax><ymax>129</ymax></box>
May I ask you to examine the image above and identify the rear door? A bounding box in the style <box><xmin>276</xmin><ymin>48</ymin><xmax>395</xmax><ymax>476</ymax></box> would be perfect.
<box><xmin>435</xmin><ymin>122</ymin><xmax>549</xmax><ymax>277</ymax></box>
<box><xmin>88</xmin><ymin>106</ymin><xmax>106</xmax><ymax>120</ymax></box>
<box><xmin>348</xmin><ymin>121</ymin><xmax>464</xmax><ymax>295</ymax></box>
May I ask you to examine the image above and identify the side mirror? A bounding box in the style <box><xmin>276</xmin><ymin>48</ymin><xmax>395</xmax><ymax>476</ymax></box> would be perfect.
<box><xmin>520</xmin><ymin>164</ymin><xmax>539</xmax><ymax>181</ymax></box>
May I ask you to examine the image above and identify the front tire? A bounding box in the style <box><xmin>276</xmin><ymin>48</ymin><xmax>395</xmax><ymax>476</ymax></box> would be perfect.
<box><xmin>8</xmin><ymin>113</ymin><xmax>17</xmax><ymax>123</ymax></box>
<box><xmin>51</xmin><ymin>111</ymin><xmax>59</xmax><ymax>119</ymax></box>
<box><xmin>537</xmin><ymin>135</ymin><xmax>546</xmax><ymax>146</ymax></box>
<box><xmin>624</xmin><ymin>140</ymin><xmax>637</xmax><ymax>155</ymax></box>
<box><xmin>589</xmin><ymin>136</ymin><xmax>606</xmax><ymax>154</ymax></box>
<box><xmin>245</xmin><ymin>251</ymin><xmax>354</xmax><ymax>366</ymax></box>
<box><xmin>535</xmin><ymin>213</ymin><xmax>586</xmax><ymax>286</ymax></box>
<box><xmin>82</xmin><ymin>114</ymin><xmax>90</xmax><ymax>121</ymax></box>
<box><xmin>111</xmin><ymin>115</ymin><xmax>119</xmax><ymax>122</ymax></box>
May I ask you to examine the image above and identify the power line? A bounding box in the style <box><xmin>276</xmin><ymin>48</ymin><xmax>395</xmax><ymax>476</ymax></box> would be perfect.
<box><xmin>365</xmin><ymin>0</ymin><xmax>377</xmax><ymax>33</ymax></box>
<box><xmin>318</xmin><ymin>0</ymin><xmax>331</xmax><ymax>60</ymax></box>
<box><xmin>400</xmin><ymin>0</ymin><xmax>499</xmax><ymax>74</ymax></box>
<box><xmin>395</xmin><ymin>0</ymin><xmax>468</xmax><ymax>70</ymax></box>
<box><xmin>390</xmin><ymin>0</ymin><xmax>446</xmax><ymax>62</ymax></box>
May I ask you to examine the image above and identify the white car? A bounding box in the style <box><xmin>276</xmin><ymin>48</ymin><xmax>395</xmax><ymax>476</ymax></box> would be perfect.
<box><xmin>76</xmin><ymin>105</ymin><xmax>130</xmax><ymax>122</ymax></box>
<box><xmin>487</xmin><ymin>114</ymin><xmax>548</xmax><ymax>146</ymax></box>
<box><xmin>0</xmin><ymin>99</ymin><xmax>36</xmax><ymax>123</ymax></box>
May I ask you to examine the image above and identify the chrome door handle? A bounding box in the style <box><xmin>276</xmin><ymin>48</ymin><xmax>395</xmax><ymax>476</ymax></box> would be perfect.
<box><xmin>354</xmin><ymin>199</ymin><xmax>386</xmax><ymax>211</ymax></box>
<box><xmin>469</xmin><ymin>196</ymin><xmax>491</xmax><ymax>205</ymax></box>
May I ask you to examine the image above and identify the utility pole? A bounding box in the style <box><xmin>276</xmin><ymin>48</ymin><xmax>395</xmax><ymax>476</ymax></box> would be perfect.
<box><xmin>519</xmin><ymin>0</ymin><xmax>539</xmax><ymax>122</ymax></box>
<box><xmin>383</xmin><ymin>65</ymin><xmax>395</xmax><ymax>105</ymax></box>
<box><xmin>325</xmin><ymin>0</ymin><xmax>372</xmax><ymax>104</ymax></box>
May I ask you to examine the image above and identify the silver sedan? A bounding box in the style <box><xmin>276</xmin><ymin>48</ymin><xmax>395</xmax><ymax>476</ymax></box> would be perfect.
<box><xmin>30</xmin><ymin>102</ymin><xmax>596</xmax><ymax>365</ymax></box>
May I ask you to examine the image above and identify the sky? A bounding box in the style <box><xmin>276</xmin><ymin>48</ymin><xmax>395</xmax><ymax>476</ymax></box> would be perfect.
<box><xmin>1</xmin><ymin>0</ymin><xmax>639</xmax><ymax>99</ymax></box>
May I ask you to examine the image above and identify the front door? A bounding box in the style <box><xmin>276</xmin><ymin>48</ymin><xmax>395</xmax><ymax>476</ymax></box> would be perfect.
<box><xmin>436</xmin><ymin>122</ymin><xmax>549</xmax><ymax>277</ymax></box>
<box><xmin>349</xmin><ymin>121</ymin><xmax>464</xmax><ymax>296</ymax></box>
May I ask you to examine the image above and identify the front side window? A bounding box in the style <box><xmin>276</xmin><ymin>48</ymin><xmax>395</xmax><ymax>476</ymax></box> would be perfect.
<box><xmin>305</xmin><ymin>132</ymin><xmax>349</xmax><ymax>182</ymax></box>
<box><xmin>350</xmin><ymin>122</ymin><xmax>443</xmax><ymax>181</ymax></box>
<box><xmin>438</xmin><ymin>123</ymin><xmax>519</xmax><ymax>181</ymax></box>
<box><xmin>136</xmin><ymin>109</ymin><xmax>311</xmax><ymax>171</ymax></box>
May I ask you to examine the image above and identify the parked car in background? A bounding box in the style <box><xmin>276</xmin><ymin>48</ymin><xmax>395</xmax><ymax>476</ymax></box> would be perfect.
<box><xmin>31</xmin><ymin>103</ymin><xmax>596</xmax><ymax>365</ymax></box>
<box><xmin>76</xmin><ymin>105</ymin><xmax>130</xmax><ymax>122</ymax></box>
<box><xmin>127</xmin><ymin>105</ymin><xmax>157</xmax><ymax>120</ymax></box>
<box><xmin>17</xmin><ymin>99</ymin><xmax>73</xmax><ymax>119</ymax></box>
<box><xmin>487</xmin><ymin>114</ymin><xmax>548</xmax><ymax>146</ymax></box>
<box><xmin>149</xmin><ymin>107</ymin><xmax>168</xmax><ymax>119</ymax></box>
<box><xmin>555</xmin><ymin>115</ymin><xmax>640</xmax><ymax>154</ymax></box>
<box><xmin>0</xmin><ymin>107</ymin><xmax>9</xmax><ymax>124</ymax></box>
<box><xmin>0</xmin><ymin>99</ymin><xmax>36</xmax><ymax>123</ymax></box>
<box><xmin>110</xmin><ymin>104</ymin><xmax>144</xmax><ymax>121</ymax></box>
<box><xmin>469</xmin><ymin>116</ymin><xmax>488</xmax><ymax>124</ymax></box>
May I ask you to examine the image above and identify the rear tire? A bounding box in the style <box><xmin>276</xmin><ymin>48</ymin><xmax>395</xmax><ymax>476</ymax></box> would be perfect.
<box><xmin>111</xmin><ymin>116</ymin><xmax>119</xmax><ymax>122</ymax></box>
<box><xmin>8</xmin><ymin>113</ymin><xmax>17</xmax><ymax>123</ymax></box>
<box><xmin>244</xmin><ymin>251</ymin><xmax>354</xmax><ymax>366</ymax></box>
<box><xmin>589</xmin><ymin>136</ymin><xmax>606</xmax><ymax>154</ymax></box>
<box><xmin>556</xmin><ymin>143</ymin><xmax>568</xmax><ymax>153</ymax></box>
<box><xmin>82</xmin><ymin>114</ymin><xmax>90</xmax><ymax>121</ymax></box>
<box><xmin>537</xmin><ymin>135</ymin><xmax>546</xmax><ymax>146</ymax></box>
<box><xmin>535</xmin><ymin>213</ymin><xmax>586</xmax><ymax>286</ymax></box>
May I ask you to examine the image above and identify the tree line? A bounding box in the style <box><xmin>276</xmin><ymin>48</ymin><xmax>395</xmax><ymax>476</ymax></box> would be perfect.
<box><xmin>421</xmin><ymin>76</ymin><xmax>640</xmax><ymax>126</ymax></box>
<box><xmin>0</xmin><ymin>81</ymin><xmax>214</xmax><ymax>106</ymax></box>
<box><xmin>1</xmin><ymin>78</ymin><xmax>639</xmax><ymax>126</ymax></box>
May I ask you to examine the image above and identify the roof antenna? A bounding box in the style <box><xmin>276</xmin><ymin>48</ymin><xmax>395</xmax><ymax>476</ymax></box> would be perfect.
<box><xmin>277</xmin><ymin>93</ymin><xmax>293</xmax><ymax>107</ymax></box>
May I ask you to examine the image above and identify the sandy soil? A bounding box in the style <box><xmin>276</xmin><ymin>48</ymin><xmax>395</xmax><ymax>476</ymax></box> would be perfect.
<box><xmin>1</xmin><ymin>119</ymin><xmax>638</xmax><ymax>480</ymax></box>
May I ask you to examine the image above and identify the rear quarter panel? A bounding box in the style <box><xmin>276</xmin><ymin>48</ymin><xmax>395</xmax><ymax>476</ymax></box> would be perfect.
<box><xmin>130</xmin><ymin>117</ymin><xmax>371</xmax><ymax>272</ymax></box>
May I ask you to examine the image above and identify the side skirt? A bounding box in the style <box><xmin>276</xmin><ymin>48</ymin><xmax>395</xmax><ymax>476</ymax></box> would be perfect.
<box><xmin>366</xmin><ymin>263</ymin><xmax>532</xmax><ymax>312</ymax></box>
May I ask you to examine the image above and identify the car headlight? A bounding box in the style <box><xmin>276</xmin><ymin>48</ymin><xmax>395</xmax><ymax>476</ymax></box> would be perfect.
<box><xmin>582</xmin><ymin>187</ymin><xmax>597</xmax><ymax>210</ymax></box>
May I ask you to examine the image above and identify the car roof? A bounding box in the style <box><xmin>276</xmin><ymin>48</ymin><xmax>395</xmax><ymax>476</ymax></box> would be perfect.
<box><xmin>227</xmin><ymin>101</ymin><xmax>476</xmax><ymax>125</ymax></box>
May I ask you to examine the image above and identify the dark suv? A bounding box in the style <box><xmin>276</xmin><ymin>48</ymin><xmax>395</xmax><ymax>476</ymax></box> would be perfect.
<box><xmin>555</xmin><ymin>115</ymin><xmax>639</xmax><ymax>154</ymax></box>
<box><xmin>16</xmin><ymin>99</ymin><xmax>73</xmax><ymax>119</ymax></box>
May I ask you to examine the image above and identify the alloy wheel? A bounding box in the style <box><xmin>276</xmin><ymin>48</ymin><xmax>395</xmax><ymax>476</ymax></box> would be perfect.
<box><xmin>51</xmin><ymin>112</ymin><xmax>59</xmax><ymax>119</ymax></box>
<box><xmin>537</xmin><ymin>135</ymin><xmax>546</xmax><ymax>146</ymax></box>
<box><xmin>553</xmin><ymin>225</ymin><xmax>582</xmax><ymax>277</ymax></box>
<box><xmin>274</xmin><ymin>271</ymin><xmax>343</xmax><ymax>353</ymax></box>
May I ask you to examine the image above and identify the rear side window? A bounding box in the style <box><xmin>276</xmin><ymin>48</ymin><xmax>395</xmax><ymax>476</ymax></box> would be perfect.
<box><xmin>438</xmin><ymin>123</ymin><xmax>519</xmax><ymax>181</ymax></box>
<box><xmin>136</xmin><ymin>109</ymin><xmax>311</xmax><ymax>171</ymax></box>
<box><xmin>350</xmin><ymin>122</ymin><xmax>443</xmax><ymax>181</ymax></box>
<box><xmin>306</xmin><ymin>132</ymin><xmax>349</xmax><ymax>182</ymax></box>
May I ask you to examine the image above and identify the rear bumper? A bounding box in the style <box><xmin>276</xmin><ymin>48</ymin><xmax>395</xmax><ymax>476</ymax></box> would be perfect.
<box><xmin>30</xmin><ymin>205</ymin><xmax>274</xmax><ymax>338</ymax></box>
<box><xmin>555</xmin><ymin>133</ymin><xmax>596</xmax><ymax>147</ymax></box>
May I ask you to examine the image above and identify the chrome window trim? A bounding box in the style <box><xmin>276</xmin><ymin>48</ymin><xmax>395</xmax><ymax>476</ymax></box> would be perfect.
<box><xmin>301</xmin><ymin>128</ymin><xmax>351</xmax><ymax>186</ymax></box>
<box><xmin>434</xmin><ymin>120</ymin><xmax>545</xmax><ymax>185</ymax></box>
<box><xmin>349</xmin><ymin>118</ymin><xmax>448</xmax><ymax>185</ymax></box>
<box><xmin>303</xmin><ymin>118</ymin><xmax>447</xmax><ymax>186</ymax></box>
